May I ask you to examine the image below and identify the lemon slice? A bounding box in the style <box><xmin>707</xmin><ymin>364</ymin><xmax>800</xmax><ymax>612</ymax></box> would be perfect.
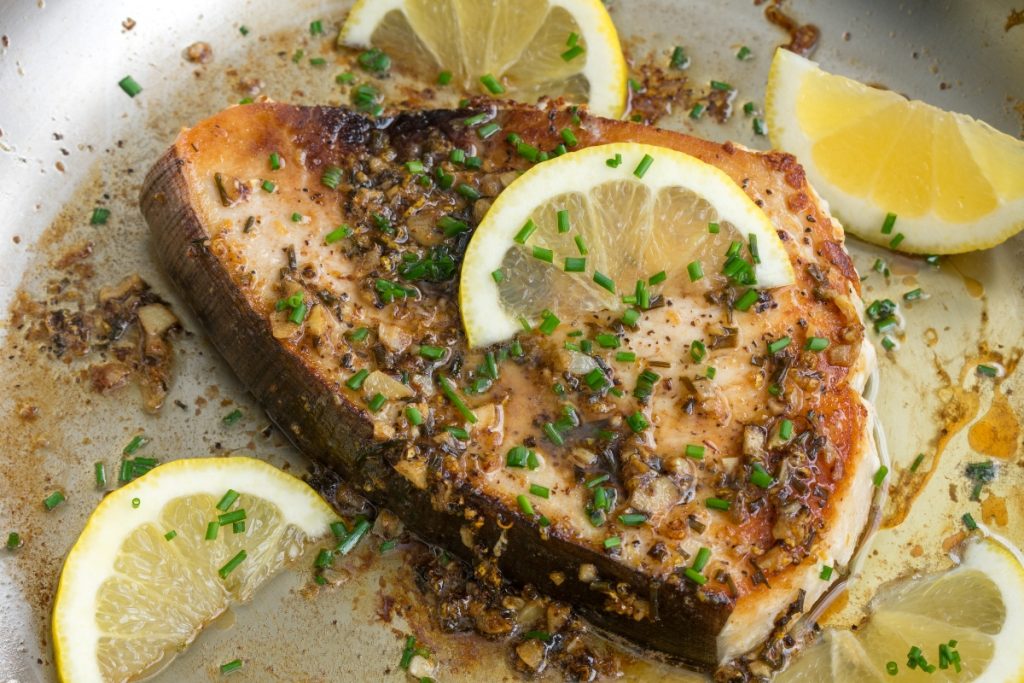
<box><xmin>459</xmin><ymin>142</ymin><xmax>795</xmax><ymax>348</ymax></box>
<box><xmin>766</xmin><ymin>48</ymin><xmax>1024</xmax><ymax>254</ymax></box>
<box><xmin>52</xmin><ymin>457</ymin><xmax>337</xmax><ymax>683</ymax></box>
<box><xmin>339</xmin><ymin>0</ymin><xmax>628</xmax><ymax>118</ymax></box>
<box><xmin>777</xmin><ymin>536</ymin><xmax>1024</xmax><ymax>682</ymax></box>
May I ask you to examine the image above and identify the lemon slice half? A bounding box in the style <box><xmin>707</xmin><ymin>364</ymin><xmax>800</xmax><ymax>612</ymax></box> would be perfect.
<box><xmin>340</xmin><ymin>0</ymin><xmax>628</xmax><ymax>118</ymax></box>
<box><xmin>459</xmin><ymin>142</ymin><xmax>795</xmax><ymax>348</ymax></box>
<box><xmin>52</xmin><ymin>456</ymin><xmax>337</xmax><ymax>683</ymax></box>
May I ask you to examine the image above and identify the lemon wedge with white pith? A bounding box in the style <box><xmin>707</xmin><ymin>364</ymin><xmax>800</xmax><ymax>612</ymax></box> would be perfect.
<box><xmin>53</xmin><ymin>457</ymin><xmax>336</xmax><ymax>683</ymax></box>
<box><xmin>767</xmin><ymin>48</ymin><xmax>1024</xmax><ymax>254</ymax></box>
<box><xmin>339</xmin><ymin>0</ymin><xmax>628</xmax><ymax>118</ymax></box>
<box><xmin>459</xmin><ymin>142</ymin><xmax>794</xmax><ymax>348</ymax></box>
<box><xmin>777</xmin><ymin>536</ymin><xmax>1024</xmax><ymax>682</ymax></box>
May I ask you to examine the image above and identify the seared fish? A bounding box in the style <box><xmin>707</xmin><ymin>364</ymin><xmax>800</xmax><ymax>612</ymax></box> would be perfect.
<box><xmin>141</xmin><ymin>102</ymin><xmax>879</xmax><ymax>670</ymax></box>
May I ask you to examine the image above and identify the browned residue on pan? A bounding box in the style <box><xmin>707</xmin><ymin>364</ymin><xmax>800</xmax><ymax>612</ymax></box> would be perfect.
<box><xmin>1006</xmin><ymin>8</ymin><xmax>1024</xmax><ymax>32</ymax></box>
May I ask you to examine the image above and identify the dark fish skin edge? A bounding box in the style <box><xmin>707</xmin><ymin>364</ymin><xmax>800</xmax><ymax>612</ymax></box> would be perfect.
<box><xmin>140</xmin><ymin>102</ymin><xmax>842</xmax><ymax>670</ymax></box>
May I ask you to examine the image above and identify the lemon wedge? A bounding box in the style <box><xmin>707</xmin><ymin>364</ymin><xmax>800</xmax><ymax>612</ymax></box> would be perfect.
<box><xmin>459</xmin><ymin>142</ymin><xmax>795</xmax><ymax>348</ymax></box>
<box><xmin>52</xmin><ymin>456</ymin><xmax>337</xmax><ymax>683</ymax></box>
<box><xmin>339</xmin><ymin>0</ymin><xmax>628</xmax><ymax>118</ymax></box>
<box><xmin>766</xmin><ymin>48</ymin><xmax>1024</xmax><ymax>254</ymax></box>
<box><xmin>777</xmin><ymin>536</ymin><xmax>1024</xmax><ymax>682</ymax></box>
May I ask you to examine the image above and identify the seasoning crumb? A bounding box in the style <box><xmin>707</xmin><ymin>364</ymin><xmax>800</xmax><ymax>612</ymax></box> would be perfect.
<box><xmin>122</xmin><ymin>18</ymin><xmax>136</xmax><ymax>31</ymax></box>
<box><xmin>186</xmin><ymin>42</ymin><xmax>214</xmax><ymax>65</ymax></box>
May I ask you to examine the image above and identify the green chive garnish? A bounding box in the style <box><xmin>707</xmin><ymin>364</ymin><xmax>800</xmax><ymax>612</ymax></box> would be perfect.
<box><xmin>325</xmin><ymin>225</ymin><xmax>352</xmax><ymax>244</ymax></box>
<box><xmin>90</xmin><ymin>207</ymin><xmax>111</xmax><ymax>225</ymax></box>
<box><xmin>438</xmin><ymin>376</ymin><xmax>477</xmax><ymax>423</ymax></box>
<box><xmin>529</xmin><ymin>483</ymin><xmax>550</xmax><ymax>499</ymax></box>
<box><xmin>593</xmin><ymin>271</ymin><xmax>615</xmax><ymax>293</ymax></box>
<box><xmin>532</xmin><ymin>246</ymin><xmax>554</xmax><ymax>263</ymax></box>
<box><xmin>977</xmin><ymin>364</ymin><xmax>998</xmax><ymax>378</ymax></box>
<box><xmin>692</xmin><ymin>547</ymin><xmax>711</xmax><ymax>572</ymax></box>
<box><xmin>346</xmin><ymin>369</ymin><xmax>369</xmax><ymax>391</ymax></box>
<box><xmin>606</xmin><ymin>153</ymin><xmax>623</xmax><ymax>168</ymax></box>
<box><xmin>873</xmin><ymin>465</ymin><xmax>889</xmax><ymax>487</ymax></box>
<box><xmin>321</xmin><ymin>166</ymin><xmax>343</xmax><ymax>190</ymax></box>
<box><xmin>574</xmin><ymin>234</ymin><xmax>589</xmax><ymax>255</ymax></box>
<box><xmin>685</xmin><ymin>444</ymin><xmax>705</xmax><ymax>459</ymax></box>
<box><xmin>94</xmin><ymin>462</ymin><xmax>106</xmax><ymax>488</ymax></box>
<box><xmin>618</xmin><ymin>513</ymin><xmax>646</xmax><ymax>526</ymax></box>
<box><xmin>118</xmin><ymin>75</ymin><xmax>142</xmax><ymax>97</ymax></box>
<box><xmin>367</xmin><ymin>393</ymin><xmax>387</xmax><ymax>412</ymax></box>
<box><xmin>626</xmin><ymin>411</ymin><xmax>649</xmax><ymax>433</ymax></box>
<box><xmin>438</xmin><ymin>70</ymin><xmax>452</xmax><ymax>85</ymax></box>
<box><xmin>881</xmin><ymin>212</ymin><xmax>897</xmax><ymax>234</ymax></box>
<box><xmin>216</xmin><ymin>489</ymin><xmax>240</xmax><ymax>512</ymax></box>
<box><xmin>670</xmin><ymin>46</ymin><xmax>690</xmax><ymax>69</ymax></box>
<box><xmin>564</xmin><ymin>256</ymin><xmax>586</xmax><ymax>272</ymax></box>
<box><xmin>649</xmin><ymin>270</ymin><xmax>667</xmax><ymax>285</ymax></box>
<box><xmin>556</xmin><ymin>208</ymin><xmax>571</xmax><ymax>233</ymax></box>
<box><xmin>517</xmin><ymin>494</ymin><xmax>535</xmax><ymax>516</ymax></box>
<box><xmin>348</xmin><ymin>327</ymin><xmax>369</xmax><ymax>342</ymax></box>
<box><xmin>705</xmin><ymin>497</ymin><xmax>730</xmax><ymax>511</ymax></box>
<box><xmin>689</xmin><ymin>103</ymin><xmax>705</xmax><ymax>120</ymax></box>
<box><xmin>889</xmin><ymin>232</ymin><xmax>905</xmax><ymax>249</ymax></box>
<box><xmin>223</xmin><ymin>409</ymin><xmax>243</xmax><ymax>425</ymax></box>
<box><xmin>337</xmin><ymin>518</ymin><xmax>371</xmax><ymax>555</ymax></box>
<box><xmin>962</xmin><ymin>512</ymin><xmax>978</xmax><ymax>531</ymax></box>
<box><xmin>218</xmin><ymin>549</ymin><xmax>247</xmax><ymax>578</ymax></box>
<box><xmin>477</xmin><ymin>122</ymin><xmax>501</xmax><ymax>139</ymax></box>
<box><xmin>752</xmin><ymin>117</ymin><xmax>766</xmax><ymax>135</ymax></box>
<box><xmin>621</xmin><ymin>308</ymin><xmax>640</xmax><ymax>327</ymax></box>
<box><xmin>615</xmin><ymin>351</ymin><xmax>636</xmax><ymax>362</ymax></box>
<box><xmin>687</xmin><ymin>260</ymin><xmax>704</xmax><ymax>282</ymax></box>
<box><xmin>734</xmin><ymin>289</ymin><xmax>758</xmax><ymax>311</ymax></box>
<box><xmin>633</xmin><ymin>154</ymin><xmax>654</xmax><ymax>178</ymax></box>
<box><xmin>561</xmin><ymin>45</ymin><xmax>584</xmax><ymax>61</ymax></box>
<box><xmin>690</xmin><ymin>340</ymin><xmax>706</xmax><ymax>362</ymax></box>
<box><xmin>6</xmin><ymin>532</ymin><xmax>22</xmax><ymax>550</ymax></box>
<box><xmin>750</xmin><ymin>463</ymin><xmax>774</xmax><ymax>488</ymax></box>
<box><xmin>779</xmin><ymin>419</ymin><xmax>794</xmax><ymax>441</ymax></box>
<box><xmin>261</xmin><ymin>180</ymin><xmax>276</xmax><ymax>193</ymax></box>
<box><xmin>737</xmin><ymin>46</ymin><xmax>752</xmax><ymax>60</ymax></box>
<box><xmin>603</xmin><ymin>536</ymin><xmax>621</xmax><ymax>549</ymax></box>
<box><xmin>684</xmin><ymin>568</ymin><xmax>707</xmax><ymax>585</ymax></box>
<box><xmin>480</xmin><ymin>73</ymin><xmax>505</xmax><ymax>94</ymax></box>
<box><xmin>43</xmin><ymin>491</ymin><xmax>65</xmax><ymax>511</ymax></box>
<box><xmin>218</xmin><ymin>509</ymin><xmax>246</xmax><ymax>526</ymax></box>
<box><xmin>820</xmin><ymin>565</ymin><xmax>834</xmax><ymax>581</ymax></box>
<box><xmin>220</xmin><ymin>658</ymin><xmax>243</xmax><ymax>674</ymax></box>
<box><xmin>768</xmin><ymin>336</ymin><xmax>791</xmax><ymax>354</ymax></box>
<box><xmin>805</xmin><ymin>336</ymin><xmax>829</xmax><ymax>352</ymax></box>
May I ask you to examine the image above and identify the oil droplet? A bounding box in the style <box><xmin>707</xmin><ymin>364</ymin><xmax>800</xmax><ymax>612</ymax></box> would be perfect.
<box><xmin>923</xmin><ymin>327</ymin><xmax>939</xmax><ymax>347</ymax></box>
<box><xmin>962</xmin><ymin>275</ymin><xmax>984</xmax><ymax>299</ymax></box>
<box><xmin>981</xmin><ymin>493</ymin><xmax>1009</xmax><ymax>527</ymax></box>
<box><xmin>967</xmin><ymin>392</ymin><xmax>1020</xmax><ymax>459</ymax></box>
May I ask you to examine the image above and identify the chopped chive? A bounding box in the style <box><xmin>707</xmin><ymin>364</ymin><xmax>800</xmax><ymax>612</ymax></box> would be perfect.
<box><xmin>446</xmin><ymin>425</ymin><xmax>470</xmax><ymax>441</ymax></box>
<box><xmin>690</xmin><ymin>340</ymin><xmax>706</xmax><ymax>362</ymax></box>
<box><xmin>710</xmin><ymin>80</ymin><xmax>732</xmax><ymax>91</ymax></box>
<box><xmin>887</xmin><ymin>661</ymin><xmax>899</xmax><ymax>676</ymax></box>
<box><xmin>684</xmin><ymin>568</ymin><xmax>707</xmax><ymax>585</ymax></box>
<box><xmin>743</xmin><ymin>101</ymin><xmax>756</xmax><ymax>116</ymax></box>
<box><xmin>561</xmin><ymin>44</ymin><xmax>585</xmax><ymax>61</ymax></box>
<box><xmin>962</xmin><ymin>512</ymin><xmax>978</xmax><ymax>531</ymax></box>
<box><xmin>325</xmin><ymin>225</ymin><xmax>352</xmax><ymax>244</ymax></box>
<box><xmin>529</xmin><ymin>483</ymin><xmax>550</xmax><ymax>499</ymax></box>
<box><xmin>220</xmin><ymin>658</ymin><xmax>243</xmax><ymax>674</ymax></box>
<box><xmin>118</xmin><ymin>75</ymin><xmax>142</xmax><ymax>97</ymax></box>
<box><xmin>779</xmin><ymin>419</ymin><xmax>794</xmax><ymax>441</ymax></box>
<box><xmin>6</xmin><ymin>532</ymin><xmax>22</xmax><ymax>550</ymax></box>
<box><xmin>593</xmin><ymin>271</ymin><xmax>615</xmax><ymax>293</ymax></box>
<box><xmin>336</xmin><ymin>72</ymin><xmax>355</xmax><ymax>85</ymax></box>
<box><xmin>379</xmin><ymin>538</ymin><xmax>398</xmax><ymax>553</ymax></box>
<box><xmin>404</xmin><ymin>160</ymin><xmax>425</xmax><ymax>174</ymax></box>
<box><xmin>437</xmin><ymin>69</ymin><xmax>453</xmax><ymax>85</ymax></box>
<box><xmin>367</xmin><ymin>393</ymin><xmax>387</xmax><ymax>412</ymax></box>
<box><xmin>705</xmin><ymin>497</ymin><xmax>731</xmax><ymax>511</ymax></box>
<box><xmin>903</xmin><ymin>288</ymin><xmax>924</xmax><ymax>302</ymax></box>
<box><xmin>463</xmin><ymin>157</ymin><xmax>480</xmax><ymax>171</ymax></box>
<box><xmin>222</xmin><ymin>409</ymin><xmax>243</xmax><ymax>426</ymax></box>
<box><xmin>606</xmin><ymin>153</ymin><xmax>623</xmax><ymax>168</ymax></box>
<box><xmin>685</xmin><ymin>444</ymin><xmax>705</xmax><ymax>459</ymax></box>
<box><xmin>820</xmin><ymin>565</ymin><xmax>834</xmax><ymax>581</ymax></box>
<box><xmin>437</xmin><ymin>216</ymin><xmax>469</xmax><ymax>236</ymax></box>
<box><xmin>309</xmin><ymin>57</ymin><xmax>327</xmax><ymax>67</ymax></box>
<box><xmin>889</xmin><ymin>232</ymin><xmax>905</xmax><ymax>249</ymax></box>
<box><xmin>514</xmin><ymin>219</ymin><xmax>537</xmax><ymax>244</ymax></box>
<box><xmin>561</xmin><ymin>128</ymin><xmax>578</xmax><ymax>147</ymax></box>
<box><xmin>491</xmin><ymin>269</ymin><xmax>505</xmax><ymax>283</ymax></box>
<box><xmin>603</xmin><ymin>536</ymin><xmax>621</xmax><ymax>549</ymax></box>
<box><xmin>881</xmin><ymin>336</ymin><xmax>896</xmax><ymax>351</ymax></box>
<box><xmin>626</xmin><ymin>411</ymin><xmax>649</xmax><ymax>433</ymax></box>
<box><xmin>594</xmin><ymin>333</ymin><xmax>620</xmax><ymax>349</ymax></box>
<box><xmin>357</xmin><ymin>48</ymin><xmax>391</xmax><ymax>73</ymax></box>
<box><xmin>404</xmin><ymin>406</ymin><xmax>424</xmax><ymax>426</ymax></box>
<box><xmin>708</xmin><ymin>222</ymin><xmax>720</xmax><ymax>234</ymax></box>
<box><xmin>734</xmin><ymin>289</ymin><xmax>758</xmax><ymax>311</ymax></box>
<box><xmin>692</xmin><ymin>547</ymin><xmax>712</xmax><ymax>572</ymax></box>
<box><xmin>539</xmin><ymin>311</ymin><xmax>560</xmax><ymax>335</ymax></box>
<box><xmin>633</xmin><ymin>154</ymin><xmax>654</xmax><ymax>178</ymax></box>
<box><xmin>90</xmin><ymin>207</ymin><xmax>111</xmax><ymax>225</ymax></box>
<box><xmin>517</xmin><ymin>494</ymin><xmax>536</xmax><ymax>516</ymax></box>
<box><xmin>461</xmin><ymin>112</ymin><xmax>489</xmax><ymax>127</ymax></box>
<box><xmin>556</xmin><ymin>208</ymin><xmax>571</xmax><ymax>233</ymax></box>
<box><xmin>348</xmin><ymin>327</ymin><xmax>369</xmax><ymax>343</ymax></box>
<box><xmin>737</xmin><ymin>45</ymin><xmax>752</xmax><ymax>60</ymax></box>
<box><xmin>752</xmin><ymin>117</ymin><xmax>766</xmax><ymax>135</ymax></box>
<box><xmin>881</xmin><ymin>212</ymin><xmax>897</xmax><ymax>235</ymax></box>
<box><xmin>873</xmin><ymin>465</ymin><xmax>889</xmax><ymax>487</ymax></box>
<box><xmin>532</xmin><ymin>246</ymin><xmax>554</xmax><ymax>263</ymax></box>
<box><xmin>543</xmin><ymin>422</ymin><xmax>564</xmax><ymax>446</ymax></box>
<box><xmin>418</xmin><ymin>345</ymin><xmax>446</xmax><ymax>360</ymax></box>
<box><xmin>621</xmin><ymin>308</ymin><xmax>641</xmax><ymax>327</ymax></box>
<box><xmin>336</xmin><ymin>518</ymin><xmax>371</xmax><ymax>555</ymax></box>
<box><xmin>43</xmin><ymin>491</ymin><xmax>66</xmax><ymax>511</ymax></box>
<box><xmin>805</xmin><ymin>336</ymin><xmax>829</xmax><ymax>352</ymax></box>
<box><xmin>438</xmin><ymin>376</ymin><xmax>477</xmax><ymax>423</ymax></box>
<box><xmin>477</xmin><ymin>122</ymin><xmax>501</xmax><ymax>139</ymax></box>
<box><xmin>670</xmin><ymin>46</ymin><xmax>690</xmax><ymax>69</ymax></box>
<box><xmin>977</xmin><ymin>364</ymin><xmax>998</xmax><ymax>377</ymax></box>
<box><xmin>615</xmin><ymin>351</ymin><xmax>636</xmax><ymax>362</ymax></box>
<box><xmin>94</xmin><ymin>462</ymin><xmax>107</xmax><ymax>488</ymax></box>
<box><xmin>574</xmin><ymin>234</ymin><xmax>589</xmax><ymax>255</ymax></box>
<box><xmin>218</xmin><ymin>509</ymin><xmax>247</xmax><ymax>526</ymax></box>
<box><xmin>346</xmin><ymin>369</ymin><xmax>370</xmax><ymax>391</ymax></box>
<box><xmin>218</xmin><ymin>549</ymin><xmax>247</xmax><ymax>578</ymax></box>
<box><xmin>290</xmin><ymin>212</ymin><xmax>303</xmax><ymax>222</ymax></box>
<box><xmin>215</xmin><ymin>489</ymin><xmax>240</xmax><ymax>512</ymax></box>
<box><xmin>687</xmin><ymin>260</ymin><xmax>704</xmax><ymax>282</ymax></box>
<box><xmin>564</xmin><ymin>256</ymin><xmax>586</xmax><ymax>272</ymax></box>
<box><xmin>321</xmin><ymin>166</ymin><xmax>343</xmax><ymax>189</ymax></box>
<box><xmin>768</xmin><ymin>336</ymin><xmax>791</xmax><ymax>354</ymax></box>
<box><xmin>480</xmin><ymin>73</ymin><xmax>505</xmax><ymax>94</ymax></box>
<box><xmin>232</xmin><ymin>520</ymin><xmax>245</xmax><ymax>534</ymax></box>
<box><xmin>689</xmin><ymin>103</ymin><xmax>705</xmax><ymax>119</ymax></box>
<box><xmin>706</xmin><ymin>367</ymin><xmax>717</xmax><ymax>379</ymax></box>
<box><xmin>910</xmin><ymin>453</ymin><xmax>925</xmax><ymax>472</ymax></box>
<box><xmin>750</xmin><ymin>463</ymin><xmax>774</xmax><ymax>488</ymax></box>
<box><xmin>260</xmin><ymin>179</ymin><xmax>276</xmax><ymax>193</ymax></box>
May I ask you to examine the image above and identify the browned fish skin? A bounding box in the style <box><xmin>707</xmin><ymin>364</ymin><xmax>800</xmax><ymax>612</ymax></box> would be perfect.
<box><xmin>141</xmin><ymin>102</ymin><xmax>873</xmax><ymax>670</ymax></box>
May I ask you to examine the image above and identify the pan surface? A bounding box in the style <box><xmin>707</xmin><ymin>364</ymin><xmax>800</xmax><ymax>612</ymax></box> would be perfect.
<box><xmin>1</xmin><ymin>0</ymin><xmax>1022</xmax><ymax>680</ymax></box>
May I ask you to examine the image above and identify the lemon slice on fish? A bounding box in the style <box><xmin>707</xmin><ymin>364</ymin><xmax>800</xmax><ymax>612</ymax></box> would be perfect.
<box><xmin>339</xmin><ymin>0</ymin><xmax>628</xmax><ymax>118</ymax></box>
<box><xmin>52</xmin><ymin>457</ymin><xmax>337</xmax><ymax>683</ymax></box>
<box><xmin>459</xmin><ymin>142</ymin><xmax>795</xmax><ymax>348</ymax></box>
<box><xmin>777</xmin><ymin>536</ymin><xmax>1024</xmax><ymax>682</ymax></box>
<box><xmin>766</xmin><ymin>48</ymin><xmax>1024</xmax><ymax>254</ymax></box>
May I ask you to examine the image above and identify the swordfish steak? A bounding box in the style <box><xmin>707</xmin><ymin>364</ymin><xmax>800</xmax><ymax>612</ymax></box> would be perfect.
<box><xmin>141</xmin><ymin>102</ymin><xmax>879</xmax><ymax>671</ymax></box>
